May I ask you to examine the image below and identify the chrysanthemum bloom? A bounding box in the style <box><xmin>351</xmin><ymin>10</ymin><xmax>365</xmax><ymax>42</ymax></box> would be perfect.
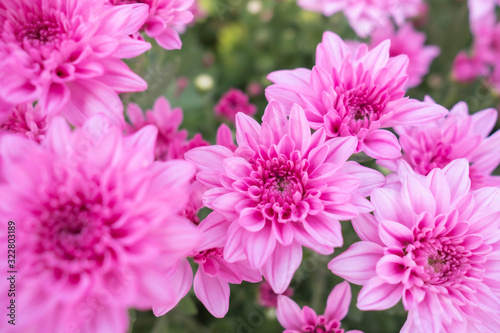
<box><xmin>0</xmin><ymin>0</ymin><xmax>150</xmax><ymax>126</ymax></box>
<box><xmin>370</xmin><ymin>24</ymin><xmax>440</xmax><ymax>88</ymax></box>
<box><xmin>266</xmin><ymin>32</ymin><xmax>447</xmax><ymax>160</ymax></box>
<box><xmin>329</xmin><ymin>159</ymin><xmax>500</xmax><ymax>332</ymax></box>
<box><xmin>0</xmin><ymin>103</ymin><xmax>48</xmax><ymax>143</ymax></box>
<box><xmin>126</xmin><ymin>96</ymin><xmax>208</xmax><ymax>161</ymax></box>
<box><xmin>186</xmin><ymin>101</ymin><xmax>384</xmax><ymax>293</ymax></box>
<box><xmin>378</xmin><ymin>100</ymin><xmax>500</xmax><ymax>189</ymax></box>
<box><xmin>259</xmin><ymin>280</ymin><xmax>294</xmax><ymax>308</ymax></box>
<box><xmin>0</xmin><ymin>115</ymin><xmax>200</xmax><ymax>332</ymax></box>
<box><xmin>109</xmin><ymin>0</ymin><xmax>195</xmax><ymax>50</ymax></box>
<box><xmin>452</xmin><ymin>51</ymin><xmax>488</xmax><ymax>83</ymax></box>
<box><xmin>296</xmin><ymin>0</ymin><xmax>422</xmax><ymax>37</ymax></box>
<box><xmin>214</xmin><ymin>88</ymin><xmax>257</xmax><ymax>122</ymax></box>
<box><xmin>277</xmin><ymin>281</ymin><xmax>363</xmax><ymax>333</ymax></box>
<box><xmin>154</xmin><ymin>212</ymin><xmax>262</xmax><ymax>318</ymax></box>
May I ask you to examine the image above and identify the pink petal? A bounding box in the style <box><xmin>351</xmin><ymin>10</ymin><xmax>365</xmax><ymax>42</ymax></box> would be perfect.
<box><xmin>316</xmin><ymin>31</ymin><xmax>350</xmax><ymax>71</ymax></box>
<box><xmin>153</xmin><ymin>259</ymin><xmax>193</xmax><ymax>316</ymax></box>
<box><xmin>236</xmin><ymin>113</ymin><xmax>261</xmax><ymax>147</ymax></box>
<box><xmin>223</xmin><ymin>224</ymin><xmax>246</xmax><ymax>262</ymax></box>
<box><xmin>239</xmin><ymin>208</ymin><xmax>266</xmax><ymax>232</ymax></box>
<box><xmin>193</xmin><ymin>271</ymin><xmax>230</xmax><ymax>318</ymax></box>
<box><xmin>261</xmin><ymin>242</ymin><xmax>302</xmax><ymax>294</ymax></box>
<box><xmin>340</xmin><ymin>161</ymin><xmax>385</xmax><ymax>196</ymax></box>
<box><xmin>442</xmin><ymin>159</ymin><xmax>471</xmax><ymax>204</ymax></box>
<box><xmin>41</xmin><ymin>83</ymin><xmax>70</xmax><ymax>115</ymax></box>
<box><xmin>288</xmin><ymin>104</ymin><xmax>311</xmax><ymax>154</ymax></box>
<box><xmin>425</xmin><ymin>168</ymin><xmax>451</xmax><ymax>215</ymax></box>
<box><xmin>351</xmin><ymin>213</ymin><xmax>383</xmax><ymax>245</ymax></box>
<box><xmin>371</xmin><ymin>188</ymin><xmax>413</xmax><ymax>228</ymax></box>
<box><xmin>243</xmin><ymin>224</ymin><xmax>276</xmax><ymax>269</ymax></box>
<box><xmin>185</xmin><ymin>145</ymin><xmax>233</xmax><ymax>170</ymax></box>
<box><xmin>223</xmin><ymin>157</ymin><xmax>252</xmax><ymax>180</ymax></box>
<box><xmin>325</xmin><ymin>281</ymin><xmax>351</xmax><ymax>321</ymax></box>
<box><xmin>324</xmin><ymin>136</ymin><xmax>358</xmax><ymax>165</ymax></box>
<box><xmin>471</xmin><ymin>108</ymin><xmax>497</xmax><ymax>138</ymax></box>
<box><xmin>378</xmin><ymin>220</ymin><xmax>413</xmax><ymax>248</ymax></box>
<box><xmin>276</xmin><ymin>296</ymin><xmax>303</xmax><ymax>330</ymax></box>
<box><xmin>198</xmin><ymin>212</ymin><xmax>228</xmax><ymax>251</ymax></box>
<box><xmin>388</xmin><ymin>99</ymin><xmax>448</xmax><ymax>126</ymax></box>
<box><xmin>328</xmin><ymin>242</ymin><xmax>384</xmax><ymax>285</ymax></box>
<box><xmin>303</xmin><ymin>213</ymin><xmax>343</xmax><ymax>248</ymax></box>
<box><xmin>362</xmin><ymin>130</ymin><xmax>401</xmax><ymax>159</ymax></box>
<box><xmin>357</xmin><ymin>277</ymin><xmax>403</xmax><ymax>310</ymax></box>
<box><xmin>376</xmin><ymin>255</ymin><xmax>406</xmax><ymax>284</ymax></box>
<box><xmin>401</xmin><ymin>174</ymin><xmax>436</xmax><ymax>216</ymax></box>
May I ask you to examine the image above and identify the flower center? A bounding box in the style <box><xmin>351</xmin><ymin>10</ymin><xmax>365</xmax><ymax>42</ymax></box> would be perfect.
<box><xmin>36</xmin><ymin>201</ymin><xmax>110</xmax><ymax>274</ymax></box>
<box><xmin>192</xmin><ymin>247</ymin><xmax>223</xmax><ymax>264</ymax></box>
<box><xmin>410</xmin><ymin>234</ymin><xmax>471</xmax><ymax>286</ymax></box>
<box><xmin>255</xmin><ymin>151</ymin><xmax>308</xmax><ymax>223</ymax></box>
<box><xmin>15</xmin><ymin>13</ymin><xmax>64</xmax><ymax>47</ymax></box>
<box><xmin>303</xmin><ymin>316</ymin><xmax>344</xmax><ymax>333</ymax></box>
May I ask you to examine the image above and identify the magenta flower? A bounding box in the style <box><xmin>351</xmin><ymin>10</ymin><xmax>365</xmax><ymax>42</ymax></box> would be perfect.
<box><xmin>0</xmin><ymin>103</ymin><xmax>48</xmax><ymax>143</ymax></box>
<box><xmin>329</xmin><ymin>159</ymin><xmax>500</xmax><ymax>332</ymax></box>
<box><xmin>126</xmin><ymin>96</ymin><xmax>209</xmax><ymax>161</ymax></box>
<box><xmin>0</xmin><ymin>0</ymin><xmax>150</xmax><ymax>126</ymax></box>
<box><xmin>259</xmin><ymin>280</ymin><xmax>294</xmax><ymax>308</ymax></box>
<box><xmin>154</xmin><ymin>212</ymin><xmax>262</xmax><ymax>318</ymax></box>
<box><xmin>266</xmin><ymin>32</ymin><xmax>448</xmax><ymax>159</ymax></box>
<box><xmin>214</xmin><ymin>88</ymin><xmax>257</xmax><ymax>122</ymax></box>
<box><xmin>378</xmin><ymin>100</ymin><xmax>500</xmax><ymax>189</ymax></box>
<box><xmin>109</xmin><ymin>0</ymin><xmax>195</xmax><ymax>50</ymax></box>
<box><xmin>0</xmin><ymin>115</ymin><xmax>200</xmax><ymax>332</ymax></box>
<box><xmin>186</xmin><ymin>101</ymin><xmax>384</xmax><ymax>293</ymax></box>
<box><xmin>297</xmin><ymin>0</ymin><xmax>422</xmax><ymax>37</ymax></box>
<box><xmin>370</xmin><ymin>24</ymin><xmax>440</xmax><ymax>88</ymax></box>
<box><xmin>277</xmin><ymin>281</ymin><xmax>362</xmax><ymax>333</ymax></box>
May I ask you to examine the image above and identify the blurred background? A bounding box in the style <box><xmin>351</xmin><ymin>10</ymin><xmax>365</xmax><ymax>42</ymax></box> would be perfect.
<box><xmin>124</xmin><ymin>0</ymin><xmax>499</xmax><ymax>331</ymax></box>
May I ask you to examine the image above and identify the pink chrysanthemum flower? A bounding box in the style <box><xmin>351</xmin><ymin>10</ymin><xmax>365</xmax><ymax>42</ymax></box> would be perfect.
<box><xmin>154</xmin><ymin>212</ymin><xmax>262</xmax><ymax>318</ymax></box>
<box><xmin>277</xmin><ymin>281</ymin><xmax>363</xmax><ymax>333</ymax></box>
<box><xmin>370</xmin><ymin>24</ymin><xmax>440</xmax><ymax>88</ymax></box>
<box><xmin>378</xmin><ymin>100</ymin><xmax>500</xmax><ymax>189</ymax></box>
<box><xmin>214</xmin><ymin>88</ymin><xmax>257</xmax><ymax>123</ymax></box>
<box><xmin>126</xmin><ymin>96</ymin><xmax>209</xmax><ymax>161</ymax></box>
<box><xmin>0</xmin><ymin>103</ymin><xmax>48</xmax><ymax>143</ymax></box>
<box><xmin>329</xmin><ymin>159</ymin><xmax>500</xmax><ymax>332</ymax></box>
<box><xmin>266</xmin><ymin>32</ymin><xmax>448</xmax><ymax>160</ymax></box>
<box><xmin>0</xmin><ymin>115</ymin><xmax>200</xmax><ymax>332</ymax></box>
<box><xmin>0</xmin><ymin>0</ymin><xmax>150</xmax><ymax>126</ymax></box>
<box><xmin>297</xmin><ymin>0</ymin><xmax>422</xmax><ymax>37</ymax></box>
<box><xmin>109</xmin><ymin>0</ymin><xmax>195</xmax><ymax>50</ymax></box>
<box><xmin>186</xmin><ymin>101</ymin><xmax>384</xmax><ymax>293</ymax></box>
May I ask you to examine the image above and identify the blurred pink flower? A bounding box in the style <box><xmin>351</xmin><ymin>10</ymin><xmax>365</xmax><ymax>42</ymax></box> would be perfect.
<box><xmin>378</xmin><ymin>100</ymin><xmax>500</xmax><ymax>189</ymax></box>
<box><xmin>297</xmin><ymin>0</ymin><xmax>422</xmax><ymax>37</ymax></box>
<box><xmin>0</xmin><ymin>115</ymin><xmax>200</xmax><ymax>332</ymax></box>
<box><xmin>0</xmin><ymin>0</ymin><xmax>150</xmax><ymax>126</ymax></box>
<box><xmin>126</xmin><ymin>96</ymin><xmax>209</xmax><ymax>161</ymax></box>
<box><xmin>109</xmin><ymin>0</ymin><xmax>195</xmax><ymax>50</ymax></box>
<box><xmin>329</xmin><ymin>159</ymin><xmax>500</xmax><ymax>332</ymax></box>
<box><xmin>259</xmin><ymin>280</ymin><xmax>294</xmax><ymax>308</ymax></box>
<box><xmin>277</xmin><ymin>281</ymin><xmax>362</xmax><ymax>333</ymax></box>
<box><xmin>370</xmin><ymin>24</ymin><xmax>440</xmax><ymax>88</ymax></box>
<box><xmin>186</xmin><ymin>101</ymin><xmax>384</xmax><ymax>294</ymax></box>
<box><xmin>0</xmin><ymin>103</ymin><xmax>48</xmax><ymax>143</ymax></box>
<box><xmin>266</xmin><ymin>31</ymin><xmax>448</xmax><ymax>159</ymax></box>
<box><xmin>452</xmin><ymin>51</ymin><xmax>488</xmax><ymax>83</ymax></box>
<box><xmin>214</xmin><ymin>88</ymin><xmax>257</xmax><ymax>122</ymax></box>
<box><xmin>154</xmin><ymin>212</ymin><xmax>262</xmax><ymax>318</ymax></box>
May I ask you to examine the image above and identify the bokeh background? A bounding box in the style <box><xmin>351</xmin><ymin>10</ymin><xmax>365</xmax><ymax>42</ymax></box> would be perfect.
<box><xmin>124</xmin><ymin>0</ymin><xmax>500</xmax><ymax>332</ymax></box>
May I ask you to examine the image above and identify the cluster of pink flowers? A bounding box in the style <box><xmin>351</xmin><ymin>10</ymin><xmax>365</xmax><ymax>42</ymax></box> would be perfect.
<box><xmin>2</xmin><ymin>1</ymin><xmax>500</xmax><ymax>333</ymax></box>
<box><xmin>297</xmin><ymin>0</ymin><xmax>424</xmax><ymax>38</ymax></box>
<box><xmin>453</xmin><ymin>0</ymin><xmax>500</xmax><ymax>91</ymax></box>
